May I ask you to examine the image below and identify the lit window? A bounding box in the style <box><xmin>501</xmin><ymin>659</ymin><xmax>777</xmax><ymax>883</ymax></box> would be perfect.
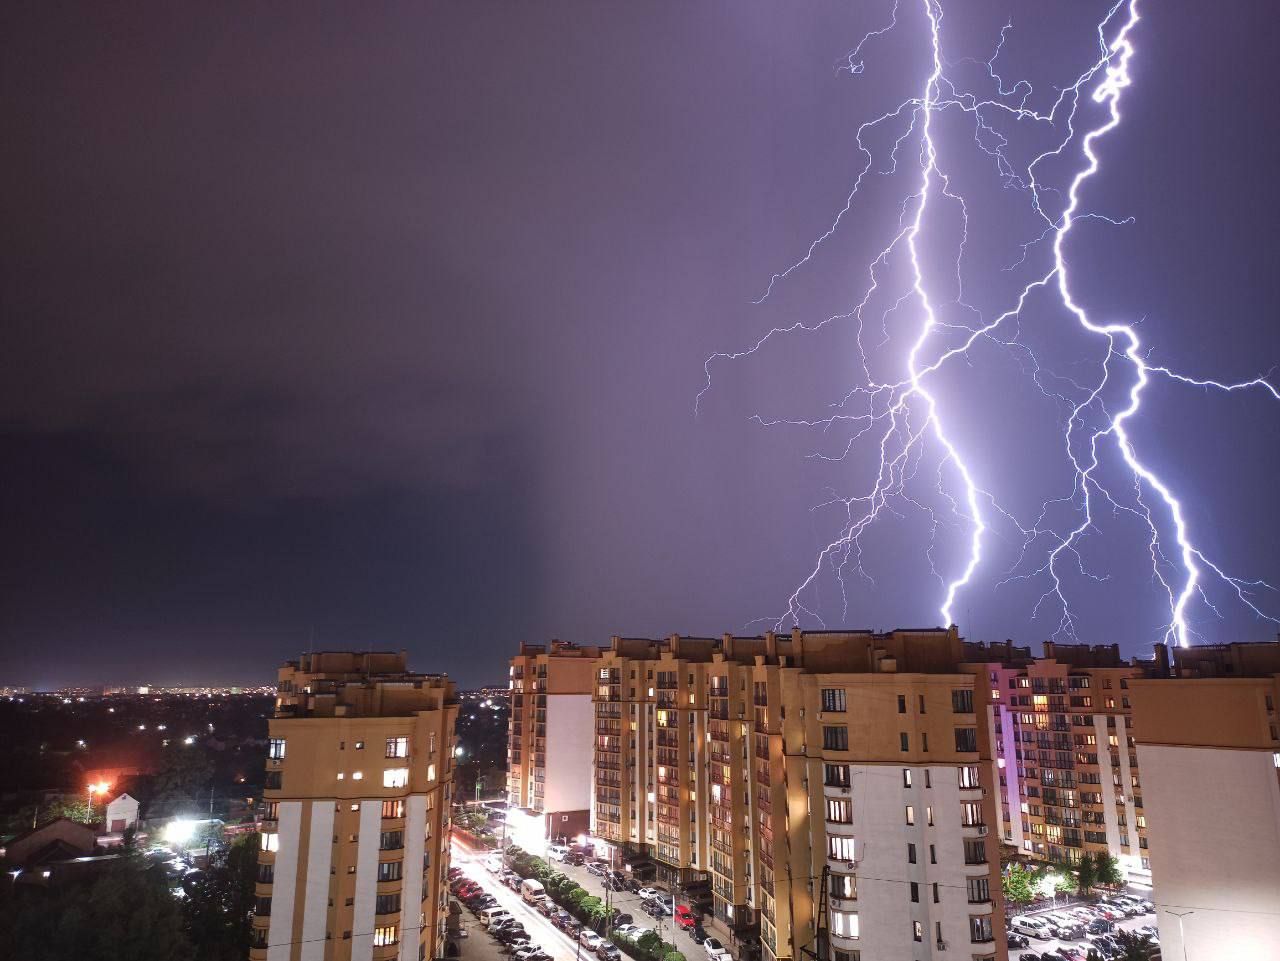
<box><xmin>382</xmin><ymin>799</ymin><xmax>405</xmax><ymax>818</ymax></box>
<box><xmin>268</xmin><ymin>738</ymin><xmax>286</xmax><ymax>759</ymax></box>
<box><xmin>826</xmin><ymin>798</ymin><xmax>853</xmax><ymax>823</ymax></box>
<box><xmin>830</xmin><ymin>910</ymin><xmax>859</xmax><ymax>939</ymax></box>
<box><xmin>372</xmin><ymin>924</ymin><xmax>398</xmax><ymax>947</ymax></box>
<box><xmin>260</xmin><ymin>832</ymin><xmax>279</xmax><ymax>852</ymax></box>
<box><xmin>384</xmin><ymin>768</ymin><xmax>409</xmax><ymax>789</ymax></box>
<box><xmin>827</xmin><ymin>835</ymin><xmax>857</xmax><ymax>861</ymax></box>
<box><xmin>905</xmin><ymin>805</ymin><xmax>915</xmax><ymax>825</ymax></box>
<box><xmin>386</xmin><ymin>737</ymin><xmax>409</xmax><ymax>758</ymax></box>
<box><xmin>352</xmin><ymin>771</ymin><xmax>364</xmax><ymax>781</ymax></box>
<box><xmin>337</xmin><ymin>772</ymin><xmax>345</xmax><ymax>780</ymax></box>
<box><xmin>427</xmin><ymin>763</ymin><xmax>437</xmax><ymax>781</ymax></box>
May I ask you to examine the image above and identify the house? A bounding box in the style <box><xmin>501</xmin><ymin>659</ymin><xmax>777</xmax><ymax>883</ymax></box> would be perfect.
<box><xmin>104</xmin><ymin>793</ymin><xmax>139</xmax><ymax>833</ymax></box>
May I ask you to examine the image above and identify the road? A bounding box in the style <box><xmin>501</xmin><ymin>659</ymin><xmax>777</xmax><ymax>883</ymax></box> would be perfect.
<box><xmin>452</xmin><ymin>837</ymin><xmax>598</xmax><ymax>961</ymax></box>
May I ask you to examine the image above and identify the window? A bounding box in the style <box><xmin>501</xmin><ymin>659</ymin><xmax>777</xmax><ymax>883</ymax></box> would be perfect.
<box><xmin>828</xmin><ymin>836</ymin><xmax>857</xmax><ymax>861</ymax></box>
<box><xmin>902</xmin><ymin>768</ymin><xmax>912</xmax><ymax>788</ymax></box>
<box><xmin>378</xmin><ymin>860</ymin><xmax>403</xmax><ymax>882</ymax></box>
<box><xmin>822</xmin><ymin>688</ymin><xmax>847</xmax><ymax>712</ymax></box>
<box><xmin>826</xmin><ymin>798</ymin><xmax>853</xmax><ymax>823</ymax></box>
<box><xmin>354</xmin><ymin>740</ymin><xmax>365</xmax><ymax>750</ymax></box>
<box><xmin>955</xmin><ymin>728</ymin><xmax>978</xmax><ymax>752</ymax></box>
<box><xmin>830</xmin><ymin>911</ymin><xmax>859</xmax><ymax>940</ymax></box>
<box><xmin>900</xmin><ymin>733</ymin><xmax>910</xmax><ymax>752</ymax></box>
<box><xmin>969</xmin><ymin>916</ymin><xmax>994</xmax><ymax>943</ymax></box>
<box><xmin>929</xmin><ymin>844</ymin><xmax>936</xmax><ymax>864</ymax></box>
<box><xmin>926</xmin><ymin>805</ymin><xmax>934</xmax><ymax>826</ymax></box>
<box><xmin>963</xmin><ymin>839</ymin><xmax>986</xmax><ymax>864</ymax></box>
<box><xmin>952</xmin><ymin>689</ymin><xmax>974</xmax><ymax>713</ymax></box>
<box><xmin>957</xmin><ymin>764</ymin><xmax>981</xmax><ymax>789</ymax></box>
<box><xmin>905</xmin><ymin>805</ymin><xmax>915</xmax><ymax>825</ymax></box>
<box><xmin>921</xmin><ymin>732</ymin><xmax>928</xmax><ymax>753</ymax></box>
<box><xmin>913</xmin><ymin>921</ymin><xmax>923</xmax><ymax>942</ymax></box>
<box><xmin>263</xmin><ymin>801</ymin><xmax>279</xmax><ymax>820</ymax></box>
<box><xmin>910</xmin><ymin>882</ymin><xmax>919</xmax><ymax>903</ymax></box>
<box><xmin>255</xmin><ymin>896</ymin><xmax>272</xmax><ymax>917</ymax></box>
<box><xmin>264</xmin><ymin>771</ymin><xmax>282</xmax><ymax>790</ymax></box>
<box><xmin>257</xmin><ymin>863</ymin><xmax>274</xmax><ymax>884</ymax></box>
<box><xmin>897</xmin><ymin>695</ymin><xmax>907</xmax><ymax>714</ymax></box>
<box><xmin>386</xmin><ymin>737</ymin><xmax>409</xmax><ymax>758</ymax></box>
<box><xmin>376</xmin><ymin>893</ymin><xmax>402</xmax><ymax>916</ymax></box>
<box><xmin>961</xmin><ymin>802</ymin><xmax>983</xmax><ymax>826</ymax></box>
<box><xmin>907</xmin><ymin>842</ymin><xmax>916</xmax><ymax>864</ymax></box>
<box><xmin>823</xmin><ymin>726</ymin><xmax>849</xmax><ymax>751</ymax></box>
<box><xmin>351</xmin><ymin>771</ymin><xmax>364</xmax><ymax>781</ymax></box>
<box><xmin>380</xmin><ymin>831</ymin><xmax>404</xmax><ymax>851</ymax></box>
<box><xmin>932</xmin><ymin>882</ymin><xmax>939</xmax><ymax>903</ymax></box>
<box><xmin>382</xmin><ymin>799</ymin><xmax>405</xmax><ymax>819</ymax></box>
<box><xmin>268</xmin><ymin>738</ymin><xmax>287</xmax><ymax>759</ymax></box>
<box><xmin>260</xmin><ymin>832</ymin><xmax>279</xmax><ymax>852</ymax></box>
<box><xmin>824</xmin><ymin>763</ymin><xmax>850</xmax><ymax>787</ymax></box>
<box><xmin>427</xmin><ymin>763</ymin><xmax>437</xmax><ymax>781</ymax></box>
<box><xmin>384</xmin><ymin>767</ymin><xmax>409</xmax><ymax>788</ymax></box>
<box><xmin>831</xmin><ymin>873</ymin><xmax>856</xmax><ymax>899</ymax></box>
<box><xmin>373</xmin><ymin>925</ymin><xmax>399</xmax><ymax>947</ymax></box>
<box><xmin>967</xmin><ymin>877</ymin><xmax>990</xmax><ymax>903</ymax></box>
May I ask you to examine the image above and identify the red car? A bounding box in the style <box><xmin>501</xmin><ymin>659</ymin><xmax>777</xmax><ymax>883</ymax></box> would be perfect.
<box><xmin>674</xmin><ymin>905</ymin><xmax>697</xmax><ymax>931</ymax></box>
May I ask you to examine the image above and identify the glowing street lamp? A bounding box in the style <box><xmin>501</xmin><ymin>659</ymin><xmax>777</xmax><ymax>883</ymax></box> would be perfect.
<box><xmin>87</xmin><ymin>781</ymin><xmax>111</xmax><ymax>820</ymax></box>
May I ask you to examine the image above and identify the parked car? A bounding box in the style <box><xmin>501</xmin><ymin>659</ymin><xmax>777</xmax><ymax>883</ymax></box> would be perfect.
<box><xmin>612</xmin><ymin>912</ymin><xmax>634</xmax><ymax>927</ymax></box>
<box><xmin>514</xmin><ymin>949</ymin><xmax>549</xmax><ymax>961</ymax></box>
<box><xmin>1053</xmin><ymin>948</ymin><xmax>1085</xmax><ymax>961</ymax></box>
<box><xmin>674</xmin><ymin>905</ymin><xmax>697</xmax><ymax>930</ymax></box>
<box><xmin>637</xmin><ymin>887</ymin><xmax>661</xmax><ymax>901</ymax></box>
<box><xmin>1134</xmin><ymin>924</ymin><xmax>1159</xmax><ymax>940</ymax></box>
<box><xmin>547</xmin><ymin>844</ymin><xmax>570</xmax><ymax>861</ymax></box>
<box><xmin>579</xmin><ymin>931</ymin><xmax>605</xmax><ymax>951</ymax></box>
<box><xmin>1011</xmin><ymin>917</ymin><xmax>1051</xmax><ymax>940</ymax></box>
<box><xmin>1086</xmin><ymin>918</ymin><xmax>1115</xmax><ymax>936</ymax></box>
<box><xmin>597</xmin><ymin>944</ymin><xmax>622</xmax><ymax>961</ymax></box>
<box><xmin>1007</xmin><ymin>933</ymin><xmax>1030</xmax><ymax>950</ymax></box>
<box><xmin>703</xmin><ymin>938</ymin><xmax>731</xmax><ymax>961</ymax></box>
<box><xmin>564</xmin><ymin>852</ymin><xmax>586</xmax><ymax>866</ymax></box>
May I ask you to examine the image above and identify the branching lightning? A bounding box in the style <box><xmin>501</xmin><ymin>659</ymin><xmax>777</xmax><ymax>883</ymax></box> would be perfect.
<box><xmin>699</xmin><ymin>0</ymin><xmax>1280</xmax><ymax>645</ymax></box>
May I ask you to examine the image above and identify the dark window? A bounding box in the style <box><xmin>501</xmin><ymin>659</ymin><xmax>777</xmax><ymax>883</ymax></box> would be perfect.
<box><xmin>257</xmin><ymin>863</ymin><xmax>274</xmax><ymax>884</ymax></box>
<box><xmin>910</xmin><ymin>882</ymin><xmax>919</xmax><ymax>903</ymax></box>
<box><xmin>900</xmin><ymin>732</ymin><xmax>910</xmax><ymax>752</ymax></box>
<box><xmin>897</xmin><ymin>695</ymin><xmax>907</xmax><ymax>714</ymax></box>
<box><xmin>824</xmin><ymin>763</ymin><xmax>850</xmax><ymax>787</ymax></box>
<box><xmin>955</xmin><ymin>728</ymin><xmax>978</xmax><ymax>752</ymax></box>
<box><xmin>951</xmin><ymin>689</ymin><xmax>974</xmax><ymax>713</ymax></box>
<box><xmin>907</xmin><ymin>842</ymin><xmax>916</xmax><ymax>864</ymax></box>
<box><xmin>376</xmin><ymin>893</ymin><xmax>402</xmax><ymax>916</ymax></box>
<box><xmin>378</xmin><ymin>860</ymin><xmax>403</xmax><ymax>882</ymax></box>
<box><xmin>823</xmin><ymin>726</ymin><xmax>849</xmax><ymax>751</ymax></box>
<box><xmin>380</xmin><ymin>831</ymin><xmax>404</xmax><ymax>851</ymax></box>
<box><xmin>255</xmin><ymin>896</ymin><xmax>272</xmax><ymax>917</ymax></box>
<box><xmin>821</xmin><ymin>688</ymin><xmax>847</xmax><ymax>712</ymax></box>
<box><xmin>967</xmin><ymin>877</ymin><xmax>990</xmax><ymax>903</ymax></box>
<box><xmin>264</xmin><ymin>771</ymin><xmax>282</xmax><ymax>790</ymax></box>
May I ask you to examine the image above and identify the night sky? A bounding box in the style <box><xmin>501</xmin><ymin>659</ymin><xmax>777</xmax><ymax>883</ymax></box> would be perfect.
<box><xmin>3</xmin><ymin>2</ymin><xmax>1278</xmax><ymax>689</ymax></box>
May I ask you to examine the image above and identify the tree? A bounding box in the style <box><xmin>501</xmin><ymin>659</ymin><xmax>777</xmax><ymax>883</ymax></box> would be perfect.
<box><xmin>1114</xmin><ymin>930</ymin><xmax>1156</xmax><ymax>961</ymax></box>
<box><xmin>1095</xmin><ymin>853</ymin><xmax>1123</xmax><ymax>888</ymax></box>
<box><xmin>637</xmin><ymin>931</ymin><xmax>663</xmax><ymax>960</ymax></box>
<box><xmin>1002</xmin><ymin>863</ymin><xmax>1038</xmax><ymax>905</ymax></box>
<box><xmin>183</xmin><ymin>834</ymin><xmax>259</xmax><ymax>961</ymax></box>
<box><xmin>1075</xmin><ymin>852</ymin><xmax>1098</xmax><ymax>896</ymax></box>
<box><xmin>664</xmin><ymin>952</ymin><xmax>686</xmax><ymax>961</ymax></box>
<box><xmin>1054</xmin><ymin>873</ymin><xmax>1076</xmax><ymax>895</ymax></box>
<box><xmin>0</xmin><ymin>857</ymin><xmax>191</xmax><ymax>961</ymax></box>
<box><xmin>151</xmin><ymin>742</ymin><xmax>215</xmax><ymax>813</ymax></box>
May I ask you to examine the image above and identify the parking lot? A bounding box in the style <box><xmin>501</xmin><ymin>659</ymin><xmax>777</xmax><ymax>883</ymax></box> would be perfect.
<box><xmin>1006</xmin><ymin>895</ymin><xmax>1160</xmax><ymax>960</ymax></box>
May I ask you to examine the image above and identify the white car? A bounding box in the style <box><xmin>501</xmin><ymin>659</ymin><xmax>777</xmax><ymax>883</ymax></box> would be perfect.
<box><xmin>579</xmin><ymin>931</ymin><xmax>605</xmax><ymax>950</ymax></box>
<box><xmin>703</xmin><ymin>937</ymin><xmax>731</xmax><ymax>961</ymax></box>
<box><xmin>1010</xmin><ymin>916</ymin><xmax>1050</xmax><ymax>939</ymax></box>
<box><xmin>547</xmin><ymin>844</ymin><xmax>570</xmax><ymax>861</ymax></box>
<box><xmin>615</xmin><ymin>925</ymin><xmax>648</xmax><ymax>940</ymax></box>
<box><xmin>637</xmin><ymin>887</ymin><xmax>661</xmax><ymax>901</ymax></box>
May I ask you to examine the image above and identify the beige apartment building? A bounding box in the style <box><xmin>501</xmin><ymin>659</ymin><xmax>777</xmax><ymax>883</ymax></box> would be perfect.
<box><xmin>591</xmin><ymin>628</ymin><xmax>1006</xmax><ymax>961</ymax></box>
<box><xmin>251</xmin><ymin>652</ymin><xmax>458</xmax><ymax>961</ymax></box>
<box><xmin>963</xmin><ymin>641</ymin><xmax>1152</xmax><ymax>885</ymax></box>
<box><xmin>1130</xmin><ymin>640</ymin><xmax>1280</xmax><ymax>960</ymax></box>
<box><xmin>507</xmin><ymin>641</ymin><xmax>602</xmax><ymax>841</ymax></box>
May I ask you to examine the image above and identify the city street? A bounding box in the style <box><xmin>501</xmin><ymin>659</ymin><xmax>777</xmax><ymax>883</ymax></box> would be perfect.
<box><xmin>452</xmin><ymin>838</ymin><xmax>597</xmax><ymax>961</ymax></box>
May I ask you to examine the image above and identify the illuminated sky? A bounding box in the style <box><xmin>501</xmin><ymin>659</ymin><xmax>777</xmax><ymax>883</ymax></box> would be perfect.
<box><xmin>3</xmin><ymin>1</ymin><xmax>1277</xmax><ymax>687</ymax></box>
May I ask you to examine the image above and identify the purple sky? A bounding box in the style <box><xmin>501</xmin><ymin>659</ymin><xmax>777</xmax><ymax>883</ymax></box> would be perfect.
<box><xmin>3</xmin><ymin>1</ymin><xmax>1278</xmax><ymax>687</ymax></box>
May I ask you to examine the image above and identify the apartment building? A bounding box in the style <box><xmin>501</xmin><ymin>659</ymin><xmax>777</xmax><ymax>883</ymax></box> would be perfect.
<box><xmin>591</xmin><ymin>628</ymin><xmax>1006</xmax><ymax>961</ymax></box>
<box><xmin>1130</xmin><ymin>641</ymin><xmax>1280</xmax><ymax>960</ymax></box>
<box><xmin>508</xmin><ymin>641</ymin><xmax>602</xmax><ymax>841</ymax></box>
<box><xmin>251</xmin><ymin>652</ymin><xmax>458</xmax><ymax>961</ymax></box>
<box><xmin>963</xmin><ymin>641</ymin><xmax>1152</xmax><ymax>886</ymax></box>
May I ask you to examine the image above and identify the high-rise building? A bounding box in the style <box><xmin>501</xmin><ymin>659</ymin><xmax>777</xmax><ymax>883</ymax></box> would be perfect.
<box><xmin>507</xmin><ymin>641</ymin><xmax>602</xmax><ymax>843</ymax></box>
<box><xmin>1130</xmin><ymin>640</ymin><xmax>1280</xmax><ymax>960</ymax></box>
<box><xmin>963</xmin><ymin>641</ymin><xmax>1153</xmax><ymax>886</ymax></box>
<box><xmin>591</xmin><ymin>628</ymin><xmax>1007</xmax><ymax>961</ymax></box>
<box><xmin>250</xmin><ymin>652</ymin><xmax>458</xmax><ymax>961</ymax></box>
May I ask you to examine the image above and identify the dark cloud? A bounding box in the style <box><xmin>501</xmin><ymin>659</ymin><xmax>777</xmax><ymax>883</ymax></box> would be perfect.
<box><xmin>2</xmin><ymin>1</ymin><xmax>1277</xmax><ymax>686</ymax></box>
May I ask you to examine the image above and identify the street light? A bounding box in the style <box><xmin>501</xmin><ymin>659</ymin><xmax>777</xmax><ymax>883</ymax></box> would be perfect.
<box><xmin>87</xmin><ymin>781</ymin><xmax>111</xmax><ymax>821</ymax></box>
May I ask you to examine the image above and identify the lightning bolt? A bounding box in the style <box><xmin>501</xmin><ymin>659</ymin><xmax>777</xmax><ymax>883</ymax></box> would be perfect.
<box><xmin>701</xmin><ymin>0</ymin><xmax>1280</xmax><ymax>646</ymax></box>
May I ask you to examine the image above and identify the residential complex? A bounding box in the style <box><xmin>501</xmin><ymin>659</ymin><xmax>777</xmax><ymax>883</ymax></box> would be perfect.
<box><xmin>251</xmin><ymin>652</ymin><xmax>458</xmax><ymax>961</ymax></box>
<box><xmin>963</xmin><ymin>641</ymin><xmax>1152</xmax><ymax>885</ymax></box>
<box><xmin>1130</xmin><ymin>641</ymin><xmax>1280</xmax><ymax>960</ymax></box>
<box><xmin>589</xmin><ymin>628</ymin><xmax>1006</xmax><ymax>961</ymax></box>
<box><xmin>507</xmin><ymin>641</ymin><xmax>602</xmax><ymax>842</ymax></box>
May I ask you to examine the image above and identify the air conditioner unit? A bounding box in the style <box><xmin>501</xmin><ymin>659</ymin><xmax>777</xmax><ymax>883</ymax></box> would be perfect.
<box><xmin>936</xmin><ymin>941</ymin><xmax>947</xmax><ymax>951</ymax></box>
<box><xmin>840</xmin><ymin>786</ymin><xmax>850</xmax><ymax>795</ymax></box>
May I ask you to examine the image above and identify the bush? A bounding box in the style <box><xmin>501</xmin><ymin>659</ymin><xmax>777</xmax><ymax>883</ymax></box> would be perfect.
<box><xmin>664</xmin><ymin>952</ymin><xmax>686</xmax><ymax>961</ymax></box>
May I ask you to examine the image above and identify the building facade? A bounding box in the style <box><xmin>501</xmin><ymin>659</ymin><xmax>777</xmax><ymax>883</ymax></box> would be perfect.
<box><xmin>1130</xmin><ymin>641</ymin><xmax>1280</xmax><ymax>960</ymax></box>
<box><xmin>251</xmin><ymin>652</ymin><xmax>458</xmax><ymax>961</ymax></box>
<box><xmin>508</xmin><ymin>641</ymin><xmax>601</xmax><ymax>842</ymax></box>
<box><xmin>591</xmin><ymin>629</ymin><xmax>1007</xmax><ymax>961</ymax></box>
<box><xmin>963</xmin><ymin>641</ymin><xmax>1152</xmax><ymax>886</ymax></box>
